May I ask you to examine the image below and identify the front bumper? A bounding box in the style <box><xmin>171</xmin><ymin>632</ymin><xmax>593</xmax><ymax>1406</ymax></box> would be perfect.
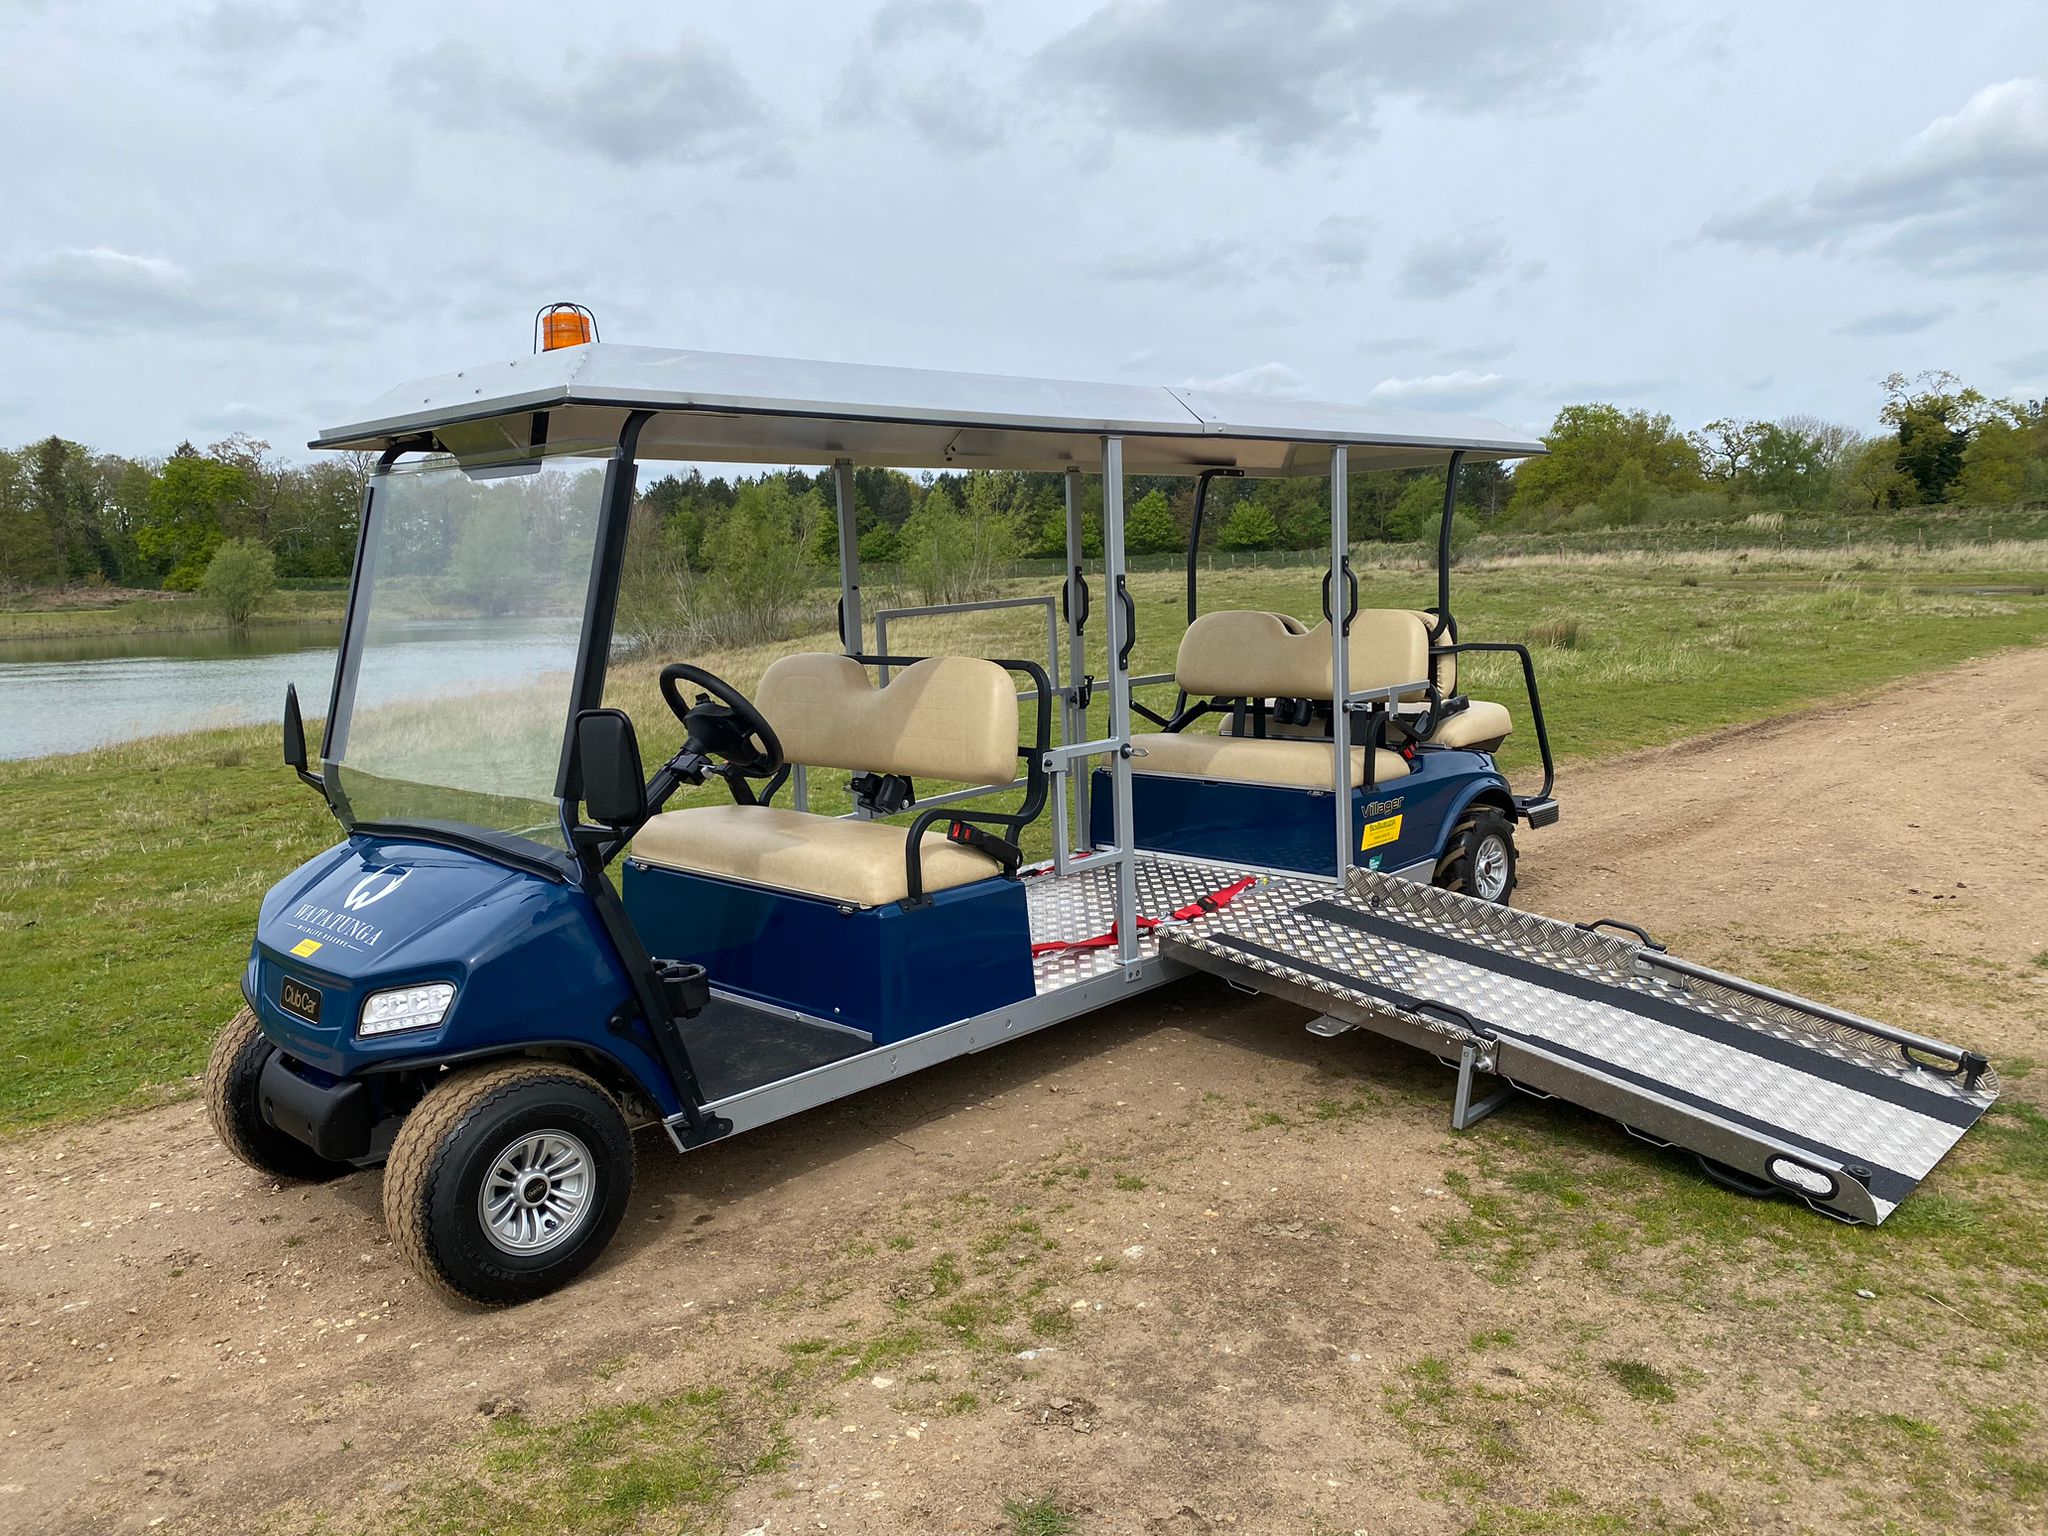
<box><xmin>258</xmin><ymin>1051</ymin><xmax>374</xmax><ymax>1161</ymax></box>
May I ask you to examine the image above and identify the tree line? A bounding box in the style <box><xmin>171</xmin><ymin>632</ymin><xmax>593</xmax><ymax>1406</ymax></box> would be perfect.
<box><xmin>0</xmin><ymin>435</ymin><xmax>370</xmax><ymax>593</ymax></box>
<box><xmin>5</xmin><ymin>371</ymin><xmax>2043</xmax><ymax>602</ymax></box>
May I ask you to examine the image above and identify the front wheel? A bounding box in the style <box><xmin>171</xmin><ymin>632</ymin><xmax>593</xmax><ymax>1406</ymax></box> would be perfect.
<box><xmin>205</xmin><ymin>1007</ymin><xmax>353</xmax><ymax>1183</ymax></box>
<box><xmin>1434</xmin><ymin>806</ymin><xmax>1517</xmax><ymax>905</ymax></box>
<box><xmin>382</xmin><ymin>1061</ymin><xmax>634</xmax><ymax>1305</ymax></box>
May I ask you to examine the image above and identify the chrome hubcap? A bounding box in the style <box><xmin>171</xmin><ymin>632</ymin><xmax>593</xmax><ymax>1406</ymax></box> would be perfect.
<box><xmin>479</xmin><ymin>1130</ymin><xmax>594</xmax><ymax>1255</ymax></box>
<box><xmin>1473</xmin><ymin>834</ymin><xmax>1510</xmax><ymax>901</ymax></box>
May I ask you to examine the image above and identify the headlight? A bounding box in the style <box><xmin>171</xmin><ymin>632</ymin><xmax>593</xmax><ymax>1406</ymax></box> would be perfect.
<box><xmin>359</xmin><ymin>982</ymin><xmax>456</xmax><ymax>1038</ymax></box>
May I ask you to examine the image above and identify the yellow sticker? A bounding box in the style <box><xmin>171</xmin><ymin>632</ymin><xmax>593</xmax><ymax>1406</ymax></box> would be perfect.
<box><xmin>1359</xmin><ymin>813</ymin><xmax>1403</xmax><ymax>852</ymax></box>
<box><xmin>290</xmin><ymin>938</ymin><xmax>323</xmax><ymax>958</ymax></box>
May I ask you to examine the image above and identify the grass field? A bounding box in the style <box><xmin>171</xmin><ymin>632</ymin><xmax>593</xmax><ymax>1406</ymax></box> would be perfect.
<box><xmin>0</xmin><ymin>585</ymin><xmax>347</xmax><ymax>639</ymax></box>
<box><xmin>1</xmin><ymin>546</ymin><xmax>2046</xmax><ymax>1135</ymax></box>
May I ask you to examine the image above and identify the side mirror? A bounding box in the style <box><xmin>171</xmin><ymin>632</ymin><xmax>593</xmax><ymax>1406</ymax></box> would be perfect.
<box><xmin>575</xmin><ymin>709</ymin><xmax>648</xmax><ymax>829</ymax></box>
<box><xmin>283</xmin><ymin>684</ymin><xmax>325</xmax><ymax>796</ymax></box>
<box><xmin>283</xmin><ymin>683</ymin><xmax>310</xmax><ymax>772</ymax></box>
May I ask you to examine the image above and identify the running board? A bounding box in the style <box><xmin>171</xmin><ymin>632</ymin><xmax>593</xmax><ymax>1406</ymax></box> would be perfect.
<box><xmin>1160</xmin><ymin>870</ymin><xmax>1997</xmax><ymax>1224</ymax></box>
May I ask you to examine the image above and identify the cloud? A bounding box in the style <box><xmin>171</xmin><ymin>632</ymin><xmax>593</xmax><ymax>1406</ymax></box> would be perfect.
<box><xmin>1035</xmin><ymin>0</ymin><xmax>1619</xmax><ymax>159</ymax></box>
<box><xmin>869</xmin><ymin>0</ymin><xmax>984</xmax><ymax>46</ymax></box>
<box><xmin>1397</xmin><ymin>228</ymin><xmax>1512</xmax><ymax>299</ymax></box>
<box><xmin>1298</xmin><ymin>215</ymin><xmax>1372</xmax><ymax>277</ymax></box>
<box><xmin>182</xmin><ymin>0</ymin><xmax>363</xmax><ymax>54</ymax></box>
<box><xmin>1099</xmin><ymin>238</ymin><xmax>1252</xmax><ymax>287</ymax></box>
<box><xmin>2000</xmin><ymin>347</ymin><xmax>2048</xmax><ymax>379</ymax></box>
<box><xmin>0</xmin><ymin>246</ymin><xmax>370</xmax><ymax>338</ymax></box>
<box><xmin>407</xmin><ymin>37</ymin><xmax>781</xmax><ymax>170</ymax></box>
<box><xmin>1704</xmin><ymin>78</ymin><xmax>2048</xmax><ymax>275</ymax></box>
<box><xmin>1834</xmin><ymin>306</ymin><xmax>1953</xmax><ymax>337</ymax></box>
<box><xmin>190</xmin><ymin>402</ymin><xmax>300</xmax><ymax>434</ymax></box>
<box><xmin>1183</xmin><ymin>362</ymin><xmax>1313</xmax><ymax>398</ymax></box>
<box><xmin>831</xmin><ymin>5</ymin><xmax>1003</xmax><ymax>150</ymax></box>
<box><xmin>1368</xmin><ymin>369</ymin><xmax>1513</xmax><ymax>408</ymax></box>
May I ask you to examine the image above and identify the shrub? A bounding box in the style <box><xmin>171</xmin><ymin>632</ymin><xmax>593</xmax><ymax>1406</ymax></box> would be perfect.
<box><xmin>199</xmin><ymin>538</ymin><xmax>276</xmax><ymax>628</ymax></box>
<box><xmin>1742</xmin><ymin>510</ymin><xmax>1785</xmax><ymax>533</ymax></box>
<box><xmin>1527</xmin><ymin>614</ymin><xmax>1581</xmax><ymax>649</ymax></box>
<box><xmin>897</xmin><ymin>484</ymin><xmax>1016</xmax><ymax>605</ymax></box>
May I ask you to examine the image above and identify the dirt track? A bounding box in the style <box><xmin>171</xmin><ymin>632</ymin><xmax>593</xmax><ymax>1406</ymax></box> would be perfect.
<box><xmin>4</xmin><ymin>647</ymin><xmax>2045</xmax><ymax>1536</ymax></box>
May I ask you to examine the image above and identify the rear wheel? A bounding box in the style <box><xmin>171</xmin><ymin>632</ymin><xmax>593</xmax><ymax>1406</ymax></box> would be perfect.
<box><xmin>205</xmin><ymin>1007</ymin><xmax>352</xmax><ymax>1182</ymax></box>
<box><xmin>382</xmin><ymin>1061</ymin><xmax>634</xmax><ymax>1305</ymax></box>
<box><xmin>1435</xmin><ymin>806</ymin><xmax>1517</xmax><ymax>904</ymax></box>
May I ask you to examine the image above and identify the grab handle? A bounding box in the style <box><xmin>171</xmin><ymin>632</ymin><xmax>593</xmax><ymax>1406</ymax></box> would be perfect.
<box><xmin>1574</xmin><ymin>917</ymin><xmax>1667</xmax><ymax>952</ymax></box>
<box><xmin>1320</xmin><ymin>556</ymin><xmax>1359</xmax><ymax>634</ymax></box>
<box><xmin>1115</xmin><ymin>575</ymin><xmax>1136</xmax><ymax>670</ymax></box>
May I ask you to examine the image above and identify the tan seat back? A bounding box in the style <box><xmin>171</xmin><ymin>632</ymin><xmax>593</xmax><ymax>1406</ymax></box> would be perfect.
<box><xmin>754</xmin><ymin>653</ymin><xmax>1019</xmax><ymax>787</ymax></box>
<box><xmin>1175</xmin><ymin>609</ymin><xmax>1430</xmax><ymax>701</ymax></box>
<box><xmin>1411</xmin><ymin>610</ymin><xmax>1453</xmax><ymax>694</ymax></box>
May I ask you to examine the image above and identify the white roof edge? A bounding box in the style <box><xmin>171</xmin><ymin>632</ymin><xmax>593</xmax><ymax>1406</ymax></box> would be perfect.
<box><xmin>313</xmin><ymin>342</ymin><xmax>1544</xmax><ymax>459</ymax></box>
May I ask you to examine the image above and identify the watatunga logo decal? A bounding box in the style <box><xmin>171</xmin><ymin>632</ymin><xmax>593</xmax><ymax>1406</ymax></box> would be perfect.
<box><xmin>285</xmin><ymin>866</ymin><xmax>411</xmax><ymax>952</ymax></box>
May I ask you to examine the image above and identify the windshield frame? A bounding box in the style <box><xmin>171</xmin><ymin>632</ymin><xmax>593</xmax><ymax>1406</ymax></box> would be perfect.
<box><xmin>315</xmin><ymin>413</ymin><xmax>647</xmax><ymax>861</ymax></box>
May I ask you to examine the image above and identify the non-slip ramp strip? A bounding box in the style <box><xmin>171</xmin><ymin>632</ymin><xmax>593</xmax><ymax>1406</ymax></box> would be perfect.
<box><xmin>1199</xmin><ymin>930</ymin><xmax>1923</xmax><ymax>1208</ymax></box>
<box><xmin>1295</xmin><ymin>900</ymin><xmax>1981</xmax><ymax>1130</ymax></box>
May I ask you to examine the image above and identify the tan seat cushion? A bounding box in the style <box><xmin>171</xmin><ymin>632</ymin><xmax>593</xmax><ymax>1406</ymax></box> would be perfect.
<box><xmin>1427</xmin><ymin>699</ymin><xmax>1513</xmax><ymax>750</ymax></box>
<box><xmin>632</xmin><ymin>804</ymin><xmax>999</xmax><ymax>907</ymax></box>
<box><xmin>1175</xmin><ymin>609</ymin><xmax>1430</xmax><ymax>701</ymax></box>
<box><xmin>1131</xmin><ymin>731</ymin><xmax>1410</xmax><ymax>789</ymax></box>
<box><xmin>755</xmin><ymin>653</ymin><xmax>1019</xmax><ymax>787</ymax></box>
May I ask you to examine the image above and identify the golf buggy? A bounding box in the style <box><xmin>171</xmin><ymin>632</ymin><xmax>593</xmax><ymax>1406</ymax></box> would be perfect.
<box><xmin>207</xmin><ymin>318</ymin><xmax>1997</xmax><ymax>1304</ymax></box>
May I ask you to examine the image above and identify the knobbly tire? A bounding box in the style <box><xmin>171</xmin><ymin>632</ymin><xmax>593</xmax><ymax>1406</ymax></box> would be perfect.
<box><xmin>1434</xmin><ymin>806</ymin><xmax>1518</xmax><ymax>905</ymax></box>
<box><xmin>204</xmin><ymin>1007</ymin><xmax>352</xmax><ymax>1183</ymax></box>
<box><xmin>382</xmin><ymin>1062</ymin><xmax>634</xmax><ymax>1306</ymax></box>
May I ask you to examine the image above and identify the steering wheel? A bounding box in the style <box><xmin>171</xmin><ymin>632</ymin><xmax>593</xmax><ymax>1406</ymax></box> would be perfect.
<box><xmin>658</xmin><ymin>663</ymin><xmax>785</xmax><ymax>785</ymax></box>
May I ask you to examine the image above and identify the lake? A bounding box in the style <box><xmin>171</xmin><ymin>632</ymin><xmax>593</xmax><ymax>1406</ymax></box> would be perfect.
<box><xmin>0</xmin><ymin>620</ymin><xmax>581</xmax><ymax>761</ymax></box>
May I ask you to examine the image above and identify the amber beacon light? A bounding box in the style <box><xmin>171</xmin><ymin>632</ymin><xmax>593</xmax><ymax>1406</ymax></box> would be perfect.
<box><xmin>535</xmin><ymin>302</ymin><xmax>598</xmax><ymax>352</ymax></box>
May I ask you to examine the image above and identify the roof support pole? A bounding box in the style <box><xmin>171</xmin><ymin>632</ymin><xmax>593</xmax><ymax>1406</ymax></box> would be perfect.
<box><xmin>1434</xmin><ymin>448</ymin><xmax>1466</xmax><ymax>636</ymax></box>
<box><xmin>1100</xmin><ymin>436</ymin><xmax>1141</xmax><ymax>966</ymax></box>
<box><xmin>1329</xmin><ymin>445</ymin><xmax>1353</xmax><ymax>882</ymax></box>
<box><xmin>834</xmin><ymin>458</ymin><xmax>862</xmax><ymax>653</ymax></box>
<box><xmin>1063</xmin><ymin>466</ymin><xmax>1090</xmax><ymax>850</ymax></box>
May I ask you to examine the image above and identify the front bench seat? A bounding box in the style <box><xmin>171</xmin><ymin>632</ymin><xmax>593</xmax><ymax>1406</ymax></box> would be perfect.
<box><xmin>1131</xmin><ymin>609</ymin><xmax>1422</xmax><ymax>789</ymax></box>
<box><xmin>632</xmin><ymin>653</ymin><xmax>1023</xmax><ymax>907</ymax></box>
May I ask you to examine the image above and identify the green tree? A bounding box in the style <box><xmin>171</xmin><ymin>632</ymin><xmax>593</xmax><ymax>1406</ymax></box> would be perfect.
<box><xmin>701</xmin><ymin>478</ymin><xmax>819</xmax><ymax>639</ymax></box>
<box><xmin>1881</xmin><ymin>371</ymin><xmax>1989</xmax><ymax>505</ymax></box>
<box><xmin>1509</xmin><ymin>403</ymin><xmax>1703</xmax><ymax>520</ymax></box>
<box><xmin>896</xmin><ymin>483</ymin><xmax>1017</xmax><ymax>604</ymax></box>
<box><xmin>138</xmin><ymin>444</ymin><xmax>249</xmax><ymax>588</ymax></box>
<box><xmin>1124</xmin><ymin>489</ymin><xmax>1180</xmax><ymax>554</ymax></box>
<box><xmin>1605</xmin><ymin>458</ymin><xmax>1652</xmax><ymax>523</ymax></box>
<box><xmin>1218</xmin><ymin>501</ymin><xmax>1278</xmax><ymax>551</ymax></box>
<box><xmin>0</xmin><ymin>446</ymin><xmax>63</xmax><ymax>586</ymax></box>
<box><xmin>1387</xmin><ymin>474</ymin><xmax>1446</xmax><ymax>542</ymax></box>
<box><xmin>857</xmin><ymin>522</ymin><xmax>898</xmax><ymax>562</ymax></box>
<box><xmin>445</xmin><ymin>515</ymin><xmax>535</xmax><ymax>616</ymax></box>
<box><xmin>199</xmin><ymin>538</ymin><xmax>277</xmax><ymax>628</ymax></box>
<box><xmin>1837</xmin><ymin>438</ymin><xmax>1915</xmax><ymax>512</ymax></box>
<box><xmin>1952</xmin><ymin>401</ymin><xmax>2048</xmax><ymax>505</ymax></box>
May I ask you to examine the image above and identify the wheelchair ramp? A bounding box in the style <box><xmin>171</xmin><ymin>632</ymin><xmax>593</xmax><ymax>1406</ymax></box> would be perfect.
<box><xmin>1159</xmin><ymin>870</ymin><xmax>1997</xmax><ymax>1224</ymax></box>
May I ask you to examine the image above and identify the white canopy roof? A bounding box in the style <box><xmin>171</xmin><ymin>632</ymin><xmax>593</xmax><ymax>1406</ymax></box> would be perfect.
<box><xmin>314</xmin><ymin>342</ymin><xmax>1543</xmax><ymax>476</ymax></box>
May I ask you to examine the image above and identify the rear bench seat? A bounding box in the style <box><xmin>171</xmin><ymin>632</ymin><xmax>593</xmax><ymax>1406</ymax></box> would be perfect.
<box><xmin>1410</xmin><ymin>619</ymin><xmax>1512</xmax><ymax>751</ymax></box>
<box><xmin>1133</xmin><ymin>608</ymin><xmax>1513</xmax><ymax>788</ymax></box>
<box><xmin>632</xmin><ymin>654</ymin><xmax>1022</xmax><ymax>907</ymax></box>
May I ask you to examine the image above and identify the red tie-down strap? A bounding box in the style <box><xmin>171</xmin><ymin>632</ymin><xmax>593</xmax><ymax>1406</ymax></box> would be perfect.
<box><xmin>1030</xmin><ymin>876</ymin><xmax>1261</xmax><ymax>956</ymax></box>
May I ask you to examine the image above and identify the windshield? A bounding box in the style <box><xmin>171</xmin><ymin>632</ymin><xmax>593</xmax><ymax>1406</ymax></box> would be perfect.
<box><xmin>324</xmin><ymin>447</ymin><xmax>617</xmax><ymax>849</ymax></box>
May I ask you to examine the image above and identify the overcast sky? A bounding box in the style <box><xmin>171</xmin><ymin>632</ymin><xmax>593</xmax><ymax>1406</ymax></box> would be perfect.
<box><xmin>2</xmin><ymin>0</ymin><xmax>2043</xmax><ymax>461</ymax></box>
